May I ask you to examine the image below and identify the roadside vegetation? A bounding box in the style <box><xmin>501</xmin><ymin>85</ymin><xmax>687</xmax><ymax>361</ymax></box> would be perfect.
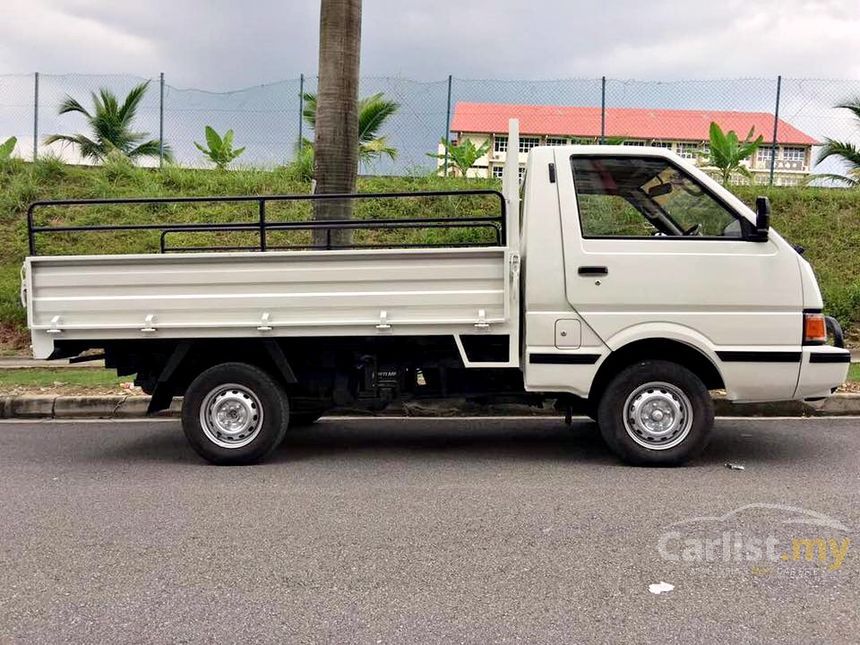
<box><xmin>194</xmin><ymin>126</ymin><xmax>246</xmax><ymax>170</ymax></box>
<box><xmin>430</xmin><ymin>138</ymin><xmax>491</xmax><ymax>177</ymax></box>
<box><xmin>0</xmin><ymin>160</ymin><xmax>858</xmax><ymax>351</ymax></box>
<box><xmin>0</xmin><ymin>368</ymin><xmax>125</xmax><ymax>390</ymax></box>
<box><xmin>815</xmin><ymin>98</ymin><xmax>860</xmax><ymax>187</ymax></box>
<box><xmin>44</xmin><ymin>82</ymin><xmax>170</xmax><ymax>163</ymax></box>
<box><xmin>701</xmin><ymin>122</ymin><xmax>763</xmax><ymax>185</ymax></box>
<box><xmin>301</xmin><ymin>91</ymin><xmax>400</xmax><ymax>163</ymax></box>
<box><xmin>0</xmin><ymin>137</ymin><xmax>17</xmax><ymax>162</ymax></box>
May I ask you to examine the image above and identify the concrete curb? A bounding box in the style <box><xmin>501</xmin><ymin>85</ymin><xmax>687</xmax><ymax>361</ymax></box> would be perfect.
<box><xmin>0</xmin><ymin>395</ymin><xmax>181</xmax><ymax>420</ymax></box>
<box><xmin>1</xmin><ymin>394</ymin><xmax>859</xmax><ymax>419</ymax></box>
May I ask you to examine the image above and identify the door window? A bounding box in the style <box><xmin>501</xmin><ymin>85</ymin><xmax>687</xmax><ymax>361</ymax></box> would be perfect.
<box><xmin>571</xmin><ymin>155</ymin><xmax>746</xmax><ymax>239</ymax></box>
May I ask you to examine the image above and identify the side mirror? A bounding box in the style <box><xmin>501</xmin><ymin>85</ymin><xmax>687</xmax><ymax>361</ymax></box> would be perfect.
<box><xmin>753</xmin><ymin>196</ymin><xmax>771</xmax><ymax>241</ymax></box>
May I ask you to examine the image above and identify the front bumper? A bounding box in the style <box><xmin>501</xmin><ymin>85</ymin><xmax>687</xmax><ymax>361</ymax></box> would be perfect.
<box><xmin>794</xmin><ymin>317</ymin><xmax>851</xmax><ymax>399</ymax></box>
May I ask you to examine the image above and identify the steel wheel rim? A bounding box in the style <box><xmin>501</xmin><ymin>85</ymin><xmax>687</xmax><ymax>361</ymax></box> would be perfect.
<box><xmin>199</xmin><ymin>383</ymin><xmax>264</xmax><ymax>449</ymax></box>
<box><xmin>623</xmin><ymin>381</ymin><xmax>692</xmax><ymax>451</ymax></box>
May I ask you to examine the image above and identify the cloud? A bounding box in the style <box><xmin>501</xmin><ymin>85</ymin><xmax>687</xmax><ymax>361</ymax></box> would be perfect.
<box><xmin>565</xmin><ymin>0</ymin><xmax>860</xmax><ymax>79</ymax></box>
<box><xmin>0</xmin><ymin>0</ymin><xmax>857</xmax><ymax>88</ymax></box>
<box><xmin>0</xmin><ymin>0</ymin><xmax>157</xmax><ymax>73</ymax></box>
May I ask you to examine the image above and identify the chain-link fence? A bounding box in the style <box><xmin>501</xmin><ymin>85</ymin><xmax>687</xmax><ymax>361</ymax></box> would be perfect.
<box><xmin>0</xmin><ymin>73</ymin><xmax>857</xmax><ymax>183</ymax></box>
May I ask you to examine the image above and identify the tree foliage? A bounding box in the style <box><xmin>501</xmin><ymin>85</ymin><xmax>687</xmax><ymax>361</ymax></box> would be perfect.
<box><xmin>815</xmin><ymin>98</ymin><xmax>860</xmax><ymax>187</ymax></box>
<box><xmin>0</xmin><ymin>136</ymin><xmax>16</xmax><ymax>162</ymax></box>
<box><xmin>44</xmin><ymin>82</ymin><xmax>171</xmax><ymax>163</ymax></box>
<box><xmin>428</xmin><ymin>138</ymin><xmax>491</xmax><ymax>178</ymax></box>
<box><xmin>302</xmin><ymin>91</ymin><xmax>399</xmax><ymax>161</ymax></box>
<box><xmin>703</xmin><ymin>122</ymin><xmax>763</xmax><ymax>185</ymax></box>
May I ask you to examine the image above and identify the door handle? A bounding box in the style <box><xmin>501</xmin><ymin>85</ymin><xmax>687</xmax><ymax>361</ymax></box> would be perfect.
<box><xmin>578</xmin><ymin>266</ymin><xmax>608</xmax><ymax>277</ymax></box>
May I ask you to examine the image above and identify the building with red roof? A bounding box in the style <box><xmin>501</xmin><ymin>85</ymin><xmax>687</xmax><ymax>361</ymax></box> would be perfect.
<box><xmin>447</xmin><ymin>102</ymin><xmax>817</xmax><ymax>185</ymax></box>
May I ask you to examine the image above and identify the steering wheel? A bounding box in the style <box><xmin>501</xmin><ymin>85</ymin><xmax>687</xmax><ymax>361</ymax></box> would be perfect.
<box><xmin>683</xmin><ymin>223</ymin><xmax>703</xmax><ymax>236</ymax></box>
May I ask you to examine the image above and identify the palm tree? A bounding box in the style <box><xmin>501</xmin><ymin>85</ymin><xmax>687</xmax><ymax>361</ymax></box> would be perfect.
<box><xmin>815</xmin><ymin>99</ymin><xmax>860</xmax><ymax>187</ymax></box>
<box><xmin>313</xmin><ymin>0</ymin><xmax>362</xmax><ymax>247</ymax></box>
<box><xmin>44</xmin><ymin>81</ymin><xmax>170</xmax><ymax>163</ymax></box>
<box><xmin>302</xmin><ymin>91</ymin><xmax>399</xmax><ymax>162</ymax></box>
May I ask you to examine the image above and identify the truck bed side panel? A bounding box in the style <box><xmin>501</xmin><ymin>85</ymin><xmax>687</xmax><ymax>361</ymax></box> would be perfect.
<box><xmin>27</xmin><ymin>248</ymin><xmax>512</xmax><ymax>358</ymax></box>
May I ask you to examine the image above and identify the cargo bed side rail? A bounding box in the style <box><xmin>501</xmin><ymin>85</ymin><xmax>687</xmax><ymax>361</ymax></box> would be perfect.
<box><xmin>26</xmin><ymin>190</ymin><xmax>506</xmax><ymax>256</ymax></box>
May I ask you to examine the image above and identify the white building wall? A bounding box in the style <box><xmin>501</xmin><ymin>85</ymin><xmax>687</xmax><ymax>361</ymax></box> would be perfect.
<box><xmin>445</xmin><ymin>131</ymin><xmax>812</xmax><ymax>185</ymax></box>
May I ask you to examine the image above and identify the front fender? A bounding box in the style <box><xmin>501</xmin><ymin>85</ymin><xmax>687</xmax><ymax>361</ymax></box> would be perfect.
<box><xmin>604</xmin><ymin>321</ymin><xmax>726</xmax><ymax>381</ymax></box>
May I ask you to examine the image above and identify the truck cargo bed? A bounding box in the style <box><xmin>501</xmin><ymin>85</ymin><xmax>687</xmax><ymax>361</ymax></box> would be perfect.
<box><xmin>25</xmin><ymin>247</ymin><xmax>512</xmax><ymax>358</ymax></box>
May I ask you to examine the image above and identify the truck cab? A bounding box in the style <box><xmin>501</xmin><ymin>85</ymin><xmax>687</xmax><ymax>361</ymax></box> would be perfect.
<box><xmin>517</xmin><ymin>143</ymin><xmax>848</xmax><ymax>461</ymax></box>
<box><xmin>21</xmin><ymin>122</ymin><xmax>849</xmax><ymax>466</ymax></box>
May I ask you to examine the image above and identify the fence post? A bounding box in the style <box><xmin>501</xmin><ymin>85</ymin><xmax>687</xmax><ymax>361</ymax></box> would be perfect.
<box><xmin>298</xmin><ymin>73</ymin><xmax>305</xmax><ymax>154</ymax></box>
<box><xmin>768</xmin><ymin>75</ymin><xmax>782</xmax><ymax>187</ymax></box>
<box><xmin>33</xmin><ymin>72</ymin><xmax>39</xmax><ymax>161</ymax></box>
<box><xmin>159</xmin><ymin>72</ymin><xmax>165</xmax><ymax>168</ymax></box>
<box><xmin>600</xmin><ymin>76</ymin><xmax>606</xmax><ymax>144</ymax></box>
<box><xmin>444</xmin><ymin>74</ymin><xmax>453</xmax><ymax>177</ymax></box>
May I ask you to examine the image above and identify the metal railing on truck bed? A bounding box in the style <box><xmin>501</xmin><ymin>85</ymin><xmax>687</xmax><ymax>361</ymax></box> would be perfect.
<box><xmin>25</xmin><ymin>190</ymin><xmax>507</xmax><ymax>256</ymax></box>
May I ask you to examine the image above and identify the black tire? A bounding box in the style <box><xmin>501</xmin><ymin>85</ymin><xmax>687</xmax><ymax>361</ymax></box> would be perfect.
<box><xmin>597</xmin><ymin>360</ymin><xmax>713</xmax><ymax>466</ymax></box>
<box><xmin>181</xmin><ymin>362</ymin><xmax>289</xmax><ymax>465</ymax></box>
<box><xmin>290</xmin><ymin>411</ymin><xmax>324</xmax><ymax>427</ymax></box>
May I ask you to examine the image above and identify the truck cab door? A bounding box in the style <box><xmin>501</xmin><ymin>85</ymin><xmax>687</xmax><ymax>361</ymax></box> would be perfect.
<box><xmin>556</xmin><ymin>149</ymin><xmax>803</xmax><ymax>401</ymax></box>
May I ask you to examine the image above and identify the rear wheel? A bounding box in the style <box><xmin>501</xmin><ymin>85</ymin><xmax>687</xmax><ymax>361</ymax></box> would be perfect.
<box><xmin>182</xmin><ymin>362</ymin><xmax>289</xmax><ymax>465</ymax></box>
<box><xmin>597</xmin><ymin>360</ymin><xmax>713</xmax><ymax>466</ymax></box>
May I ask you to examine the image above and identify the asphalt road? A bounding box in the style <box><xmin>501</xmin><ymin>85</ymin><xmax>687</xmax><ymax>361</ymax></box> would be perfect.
<box><xmin>0</xmin><ymin>417</ymin><xmax>858</xmax><ymax>644</ymax></box>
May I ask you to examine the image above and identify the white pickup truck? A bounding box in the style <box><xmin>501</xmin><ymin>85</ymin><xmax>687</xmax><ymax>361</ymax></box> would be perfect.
<box><xmin>21</xmin><ymin>121</ymin><xmax>849</xmax><ymax>465</ymax></box>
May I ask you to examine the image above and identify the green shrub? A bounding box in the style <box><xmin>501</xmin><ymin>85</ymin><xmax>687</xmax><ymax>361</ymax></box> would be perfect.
<box><xmin>194</xmin><ymin>127</ymin><xmax>246</xmax><ymax>170</ymax></box>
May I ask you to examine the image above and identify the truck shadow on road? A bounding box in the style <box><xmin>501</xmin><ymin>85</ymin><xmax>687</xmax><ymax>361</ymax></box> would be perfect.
<box><xmin>267</xmin><ymin>417</ymin><xmax>827</xmax><ymax>468</ymax></box>
<box><xmin>98</xmin><ymin>418</ymin><xmax>829</xmax><ymax>468</ymax></box>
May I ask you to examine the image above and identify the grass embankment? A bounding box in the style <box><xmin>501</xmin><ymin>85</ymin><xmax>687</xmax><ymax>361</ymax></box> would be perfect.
<box><xmin>733</xmin><ymin>186</ymin><xmax>860</xmax><ymax>335</ymax></box>
<box><xmin>0</xmin><ymin>368</ymin><xmax>124</xmax><ymax>389</ymax></box>
<box><xmin>0</xmin><ymin>157</ymin><xmax>859</xmax><ymax>350</ymax></box>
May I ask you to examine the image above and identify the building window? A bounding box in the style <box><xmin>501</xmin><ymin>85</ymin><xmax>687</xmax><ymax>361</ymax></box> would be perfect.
<box><xmin>518</xmin><ymin>166</ymin><xmax>526</xmax><ymax>181</ymax></box>
<box><xmin>570</xmin><ymin>137</ymin><xmax>594</xmax><ymax>145</ymax></box>
<box><xmin>491</xmin><ymin>165</ymin><xmax>504</xmax><ymax>179</ymax></box>
<box><xmin>782</xmin><ymin>146</ymin><xmax>805</xmax><ymax>162</ymax></box>
<box><xmin>676</xmin><ymin>143</ymin><xmax>699</xmax><ymax>159</ymax></box>
<box><xmin>757</xmin><ymin>147</ymin><xmax>774</xmax><ymax>164</ymax></box>
<box><xmin>546</xmin><ymin>137</ymin><xmax>567</xmax><ymax>146</ymax></box>
<box><xmin>519</xmin><ymin>137</ymin><xmax>540</xmax><ymax>153</ymax></box>
<box><xmin>651</xmin><ymin>141</ymin><xmax>673</xmax><ymax>149</ymax></box>
<box><xmin>494</xmin><ymin>136</ymin><xmax>508</xmax><ymax>153</ymax></box>
<box><xmin>622</xmin><ymin>140</ymin><xmax>647</xmax><ymax>146</ymax></box>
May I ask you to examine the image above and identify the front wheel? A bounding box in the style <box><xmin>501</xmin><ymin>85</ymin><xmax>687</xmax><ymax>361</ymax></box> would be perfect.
<box><xmin>182</xmin><ymin>362</ymin><xmax>289</xmax><ymax>465</ymax></box>
<box><xmin>597</xmin><ymin>360</ymin><xmax>713</xmax><ymax>466</ymax></box>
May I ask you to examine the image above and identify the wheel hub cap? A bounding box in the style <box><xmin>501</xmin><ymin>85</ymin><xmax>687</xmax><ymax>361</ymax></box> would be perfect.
<box><xmin>623</xmin><ymin>382</ymin><xmax>693</xmax><ymax>451</ymax></box>
<box><xmin>200</xmin><ymin>384</ymin><xmax>264</xmax><ymax>449</ymax></box>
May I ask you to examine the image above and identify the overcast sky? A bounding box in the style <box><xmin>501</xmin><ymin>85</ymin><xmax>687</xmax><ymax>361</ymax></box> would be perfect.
<box><xmin>2</xmin><ymin>0</ymin><xmax>859</xmax><ymax>89</ymax></box>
